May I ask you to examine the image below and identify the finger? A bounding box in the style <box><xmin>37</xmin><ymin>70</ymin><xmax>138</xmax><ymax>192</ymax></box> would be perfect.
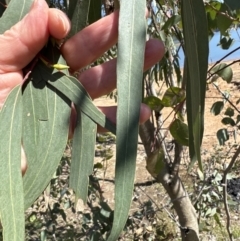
<box><xmin>78</xmin><ymin>39</ymin><xmax>164</xmax><ymax>99</ymax></box>
<box><xmin>48</xmin><ymin>8</ymin><xmax>70</xmax><ymax>40</ymax></box>
<box><xmin>0</xmin><ymin>0</ymin><xmax>70</xmax><ymax>73</ymax></box>
<box><xmin>61</xmin><ymin>11</ymin><xmax>119</xmax><ymax>71</ymax></box>
<box><xmin>68</xmin><ymin>103</ymin><xmax>151</xmax><ymax>138</ymax></box>
<box><xmin>97</xmin><ymin>104</ymin><xmax>151</xmax><ymax>132</ymax></box>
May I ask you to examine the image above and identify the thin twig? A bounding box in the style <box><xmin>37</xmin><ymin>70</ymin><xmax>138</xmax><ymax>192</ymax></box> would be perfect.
<box><xmin>212</xmin><ymin>82</ymin><xmax>240</xmax><ymax>115</ymax></box>
<box><xmin>222</xmin><ymin>145</ymin><xmax>240</xmax><ymax>241</ymax></box>
<box><xmin>207</xmin><ymin>51</ymin><xmax>240</xmax><ymax>79</ymax></box>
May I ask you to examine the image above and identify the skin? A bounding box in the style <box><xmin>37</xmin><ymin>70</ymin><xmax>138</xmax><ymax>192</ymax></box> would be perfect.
<box><xmin>0</xmin><ymin>0</ymin><xmax>165</xmax><ymax>174</ymax></box>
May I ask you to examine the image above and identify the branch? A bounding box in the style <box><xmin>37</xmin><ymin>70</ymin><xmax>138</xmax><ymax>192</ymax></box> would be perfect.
<box><xmin>211</xmin><ymin>82</ymin><xmax>240</xmax><ymax>115</ymax></box>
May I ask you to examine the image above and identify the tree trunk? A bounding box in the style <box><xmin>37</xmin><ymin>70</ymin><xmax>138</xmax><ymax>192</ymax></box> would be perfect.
<box><xmin>139</xmin><ymin>122</ymin><xmax>199</xmax><ymax>241</ymax></box>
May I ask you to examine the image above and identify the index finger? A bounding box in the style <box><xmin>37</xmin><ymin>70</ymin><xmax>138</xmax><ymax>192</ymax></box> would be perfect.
<box><xmin>61</xmin><ymin>11</ymin><xmax>119</xmax><ymax>71</ymax></box>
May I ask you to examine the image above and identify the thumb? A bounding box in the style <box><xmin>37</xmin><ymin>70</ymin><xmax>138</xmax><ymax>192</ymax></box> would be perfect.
<box><xmin>0</xmin><ymin>0</ymin><xmax>49</xmax><ymax>73</ymax></box>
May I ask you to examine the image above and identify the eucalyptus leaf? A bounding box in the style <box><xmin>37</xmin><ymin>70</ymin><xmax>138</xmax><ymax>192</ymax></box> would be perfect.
<box><xmin>224</xmin><ymin>107</ymin><xmax>234</xmax><ymax>117</ymax></box>
<box><xmin>22</xmin><ymin>66</ymin><xmax>71</xmax><ymax>209</ymax></box>
<box><xmin>182</xmin><ymin>0</ymin><xmax>208</xmax><ymax>171</ymax></box>
<box><xmin>44</xmin><ymin>69</ymin><xmax>116</xmax><ymax>134</ymax></box>
<box><xmin>170</xmin><ymin>119</ymin><xmax>189</xmax><ymax>146</ymax></box>
<box><xmin>221</xmin><ymin>117</ymin><xmax>235</xmax><ymax>126</ymax></box>
<box><xmin>162</xmin><ymin>87</ymin><xmax>185</xmax><ymax>107</ymax></box>
<box><xmin>69</xmin><ymin>109</ymin><xmax>97</xmax><ymax>203</ymax></box>
<box><xmin>68</xmin><ymin>0</ymin><xmax>91</xmax><ymax>38</ymax></box>
<box><xmin>162</xmin><ymin>15</ymin><xmax>181</xmax><ymax>31</ymax></box>
<box><xmin>216</xmin><ymin>128</ymin><xmax>229</xmax><ymax>145</ymax></box>
<box><xmin>143</xmin><ymin>96</ymin><xmax>164</xmax><ymax>111</ymax></box>
<box><xmin>146</xmin><ymin>149</ymin><xmax>165</xmax><ymax>178</ymax></box>
<box><xmin>107</xmin><ymin>0</ymin><xmax>146</xmax><ymax>239</ymax></box>
<box><xmin>219</xmin><ymin>37</ymin><xmax>234</xmax><ymax>50</ymax></box>
<box><xmin>210</xmin><ymin>63</ymin><xmax>233</xmax><ymax>83</ymax></box>
<box><xmin>88</xmin><ymin>0</ymin><xmax>102</xmax><ymax>24</ymax></box>
<box><xmin>217</xmin><ymin>4</ymin><xmax>233</xmax><ymax>35</ymax></box>
<box><xmin>0</xmin><ymin>85</ymin><xmax>24</xmax><ymax>241</ymax></box>
<box><xmin>210</xmin><ymin>101</ymin><xmax>224</xmax><ymax>116</ymax></box>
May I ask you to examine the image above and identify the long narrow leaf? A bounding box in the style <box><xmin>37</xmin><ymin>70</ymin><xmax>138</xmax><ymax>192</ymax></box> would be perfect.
<box><xmin>0</xmin><ymin>85</ymin><xmax>24</xmax><ymax>241</ymax></box>
<box><xmin>43</xmin><ymin>68</ymin><xmax>116</xmax><ymax>134</ymax></box>
<box><xmin>88</xmin><ymin>0</ymin><xmax>102</xmax><ymax>24</ymax></box>
<box><xmin>68</xmin><ymin>0</ymin><xmax>91</xmax><ymax>38</ymax></box>
<box><xmin>107</xmin><ymin>0</ymin><xmax>146</xmax><ymax>240</ymax></box>
<box><xmin>0</xmin><ymin>0</ymin><xmax>33</xmax><ymax>34</ymax></box>
<box><xmin>22</xmin><ymin>69</ymin><xmax>71</xmax><ymax>209</ymax></box>
<box><xmin>181</xmin><ymin>0</ymin><xmax>209</xmax><ymax>171</ymax></box>
<box><xmin>70</xmin><ymin>109</ymin><xmax>97</xmax><ymax>203</ymax></box>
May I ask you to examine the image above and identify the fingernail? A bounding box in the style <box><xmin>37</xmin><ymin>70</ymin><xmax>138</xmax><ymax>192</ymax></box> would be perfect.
<box><xmin>58</xmin><ymin>13</ymin><xmax>70</xmax><ymax>35</ymax></box>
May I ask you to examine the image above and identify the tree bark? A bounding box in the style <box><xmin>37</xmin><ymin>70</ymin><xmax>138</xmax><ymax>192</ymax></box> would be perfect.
<box><xmin>139</xmin><ymin>122</ymin><xmax>199</xmax><ymax>241</ymax></box>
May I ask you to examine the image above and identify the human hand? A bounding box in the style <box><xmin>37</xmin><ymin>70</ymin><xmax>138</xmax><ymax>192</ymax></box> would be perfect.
<box><xmin>0</xmin><ymin>0</ymin><xmax>164</xmax><ymax>173</ymax></box>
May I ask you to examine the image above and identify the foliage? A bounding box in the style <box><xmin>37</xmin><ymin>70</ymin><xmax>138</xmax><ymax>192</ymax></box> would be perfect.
<box><xmin>1</xmin><ymin>0</ymin><xmax>240</xmax><ymax>240</ymax></box>
<box><xmin>0</xmin><ymin>0</ymin><xmax>146</xmax><ymax>240</ymax></box>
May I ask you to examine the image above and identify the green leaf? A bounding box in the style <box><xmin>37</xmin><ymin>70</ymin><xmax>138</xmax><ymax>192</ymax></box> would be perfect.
<box><xmin>162</xmin><ymin>87</ymin><xmax>185</xmax><ymax>107</ymax></box>
<box><xmin>217</xmin><ymin>4</ymin><xmax>233</xmax><ymax>35</ymax></box>
<box><xmin>221</xmin><ymin>117</ymin><xmax>235</xmax><ymax>126</ymax></box>
<box><xmin>88</xmin><ymin>0</ymin><xmax>102</xmax><ymax>24</ymax></box>
<box><xmin>146</xmin><ymin>149</ymin><xmax>165</xmax><ymax>178</ymax></box>
<box><xmin>162</xmin><ymin>15</ymin><xmax>181</xmax><ymax>31</ymax></box>
<box><xmin>219</xmin><ymin>37</ymin><xmax>234</xmax><ymax>50</ymax></box>
<box><xmin>0</xmin><ymin>85</ymin><xmax>24</xmax><ymax>241</ymax></box>
<box><xmin>170</xmin><ymin>119</ymin><xmax>189</xmax><ymax>146</ymax></box>
<box><xmin>45</xmin><ymin>70</ymin><xmax>116</xmax><ymax>134</ymax></box>
<box><xmin>213</xmin><ymin>213</ymin><xmax>222</xmax><ymax>228</ymax></box>
<box><xmin>182</xmin><ymin>0</ymin><xmax>209</xmax><ymax>171</ymax></box>
<box><xmin>68</xmin><ymin>0</ymin><xmax>91</xmax><ymax>38</ymax></box>
<box><xmin>210</xmin><ymin>63</ymin><xmax>233</xmax><ymax>83</ymax></box>
<box><xmin>0</xmin><ymin>0</ymin><xmax>33</xmax><ymax>34</ymax></box>
<box><xmin>236</xmin><ymin>115</ymin><xmax>240</xmax><ymax>124</ymax></box>
<box><xmin>22</xmin><ymin>67</ymin><xmax>71</xmax><ymax>209</ymax></box>
<box><xmin>210</xmin><ymin>101</ymin><xmax>224</xmax><ymax>115</ymax></box>
<box><xmin>143</xmin><ymin>96</ymin><xmax>164</xmax><ymax>111</ymax></box>
<box><xmin>224</xmin><ymin>107</ymin><xmax>234</xmax><ymax>117</ymax></box>
<box><xmin>69</xmin><ymin>109</ymin><xmax>97</xmax><ymax>203</ymax></box>
<box><xmin>107</xmin><ymin>0</ymin><xmax>146</xmax><ymax>240</ymax></box>
<box><xmin>216</xmin><ymin>128</ymin><xmax>229</xmax><ymax>145</ymax></box>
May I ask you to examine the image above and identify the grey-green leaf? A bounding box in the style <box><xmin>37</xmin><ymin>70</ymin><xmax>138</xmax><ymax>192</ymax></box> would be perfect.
<box><xmin>162</xmin><ymin>15</ymin><xmax>181</xmax><ymax>31</ymax></box>
<box><xmin>170</xmin><ymin>119</ymin><xmax>189</xmax><ymax>146</ymax></box>
<box><xmin>161</xmin><ymin>87</ymin><xmax>185</xmax><ymax>107</ymax></box>
<box><xmin>210</xmin><ymin>101</ymin><xmax>224</xmax><ymax>116</ymax></box>
<box><xmin>221</xmin><ymin>117</ymin><xmax>235</xmax><ymax>126</ymax></box>
<box><xmin>69</xmin><ymin>109</ymin><xmax>97</xmax><ymax>203</ymax></box>
<box><xmin>22</xmin><ymin>67</ymin><xmax>71</xmax><ymax>209</ymax></box>
<box><xmin>224</xmin><ymin>107</ymin><xmax>234</xmax><ymax>117</ymax></box>
<box><xmin>0</xmin><ymin>0</ymin><xmax>33</xmax><ymax>34</ymax></box>
<box><xmin>45</xmin><ymin>69</ymin><xmax>116</xmax><ymax>134</ymax></box>
<box><xmin>88</xmin><ymin>0</ymin><xmax>102</xmax><ymax>24</ymax></box>
<box><xmin>68</xmin><ymin>0</ymin><xmax>91</xmax><ymax>38</ymax></box>
<box><xmin>107</xmin><ymin>0</ymin><xmax>146</xmax><ymax>240</ymax></box>
<box><xmin>182</xmin><ymin>0</ymin><xmax>209</xmax><ymax>171</ymax></box>
<box><xmin>217</xmin><ymin>128</ymin><xmax>229</xmax><ymax>145</ymax></box>
<box><xmin>0</xmin><ymin>85</ymin><xmax>24</xmax><ymax>241</ymax></box>
<box><xmin>210</xmin><ymin>63</ymin><xmax>233</xmax><ymax>83</ymax></box>
<box><xmin>143</xmin><ymin>96</ymin><xmax>164</xmax><ymax>112</ymax></box>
